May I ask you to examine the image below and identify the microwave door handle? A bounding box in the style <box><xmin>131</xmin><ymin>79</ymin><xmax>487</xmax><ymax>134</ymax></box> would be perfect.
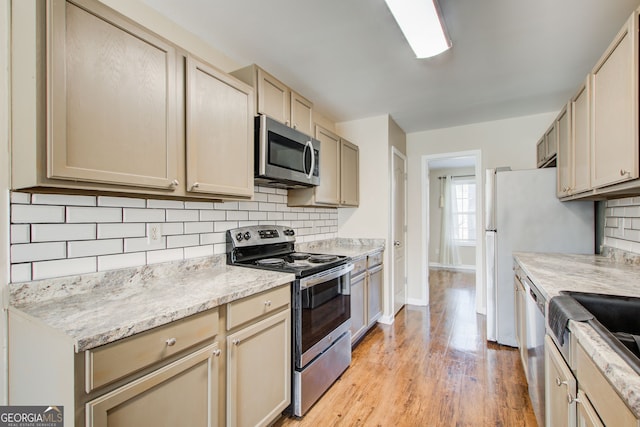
<box><xmin>304</xmin><ymin>140</ymin><xmax>315</xmax><ymax>179</ymax></box>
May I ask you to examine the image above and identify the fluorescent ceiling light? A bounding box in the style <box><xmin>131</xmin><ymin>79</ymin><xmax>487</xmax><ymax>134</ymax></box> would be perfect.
<box><xmin>384</xmin><ymin>0</ymin><xmax>452</xmax><ymax>58</ymax></box>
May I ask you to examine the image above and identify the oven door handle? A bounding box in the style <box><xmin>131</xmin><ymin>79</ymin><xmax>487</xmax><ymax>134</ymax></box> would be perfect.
<box><xmin>300</xmin><ymin>263</ymin><xmax>354</xmax><ymax>290</ymax></box>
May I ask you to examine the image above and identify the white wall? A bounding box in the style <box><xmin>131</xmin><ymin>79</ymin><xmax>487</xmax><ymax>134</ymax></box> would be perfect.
<box><xmin>406</xmin><ymin>112</ymin><xmax>557</xmax><ymax>310</ymax></box>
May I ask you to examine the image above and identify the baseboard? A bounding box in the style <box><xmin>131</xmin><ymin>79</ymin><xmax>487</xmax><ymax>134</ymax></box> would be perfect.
<box><xmin>377</xmin><ymin>314</ymin><xmax>394</xmax><ymax>325</ymax></box>
<box><xmin>406</xmin><ymin>297</ymin><xmax>427</xmax><ymax>306</ymax></box>
<box><xmin>429</xmin><ymin>262</ymin><xmax>476</xmax><ymax>272</ymax></box>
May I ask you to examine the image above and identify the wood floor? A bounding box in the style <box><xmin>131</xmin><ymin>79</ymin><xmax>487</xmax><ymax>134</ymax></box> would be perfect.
<box><xmin>274</xmin><ymin>269</ymin><xmax>537</xmax><ymax>427</ymax></box>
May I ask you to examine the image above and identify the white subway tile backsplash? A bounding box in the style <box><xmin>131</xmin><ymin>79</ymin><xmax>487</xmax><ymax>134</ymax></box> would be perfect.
<box><xmin>98</xmin><ymin>252</ymin><xmax>146</xmax><ymax>271</ymax></box>
<box><xmin>11</xmin><ymin>263</ymin><xmax>32</xmax><ymax>283</ymax></box>
<box><xmin>98</xmin><ymin>223</ymin><xmax>145</xmax><ymax>239</ymax></box>
<box><xmin>11</xmin><ymin>192</ymin><xmax>31</xmax><ymax>204</ymax></box>
<box><xmin>124</xmin><ymin>236</ymin><xmax>166</xmax><ymax>253</ymax></box>
<box><xmin>68</xmin><ymin>239</ymin><xmax>122</xmax><ymax>258</ymax></box>
<box><xmin>185</xmin><ymin>245</ymin><xmax>214</xmax><ymax>259</ymax></box>
<box><xmin>67</xmin><ymin>207</ymin><xmax>122</xmax><ymax>223</ymax></box>
<box><xmin>10</xmin><ymin>225</ymin><xmax>30</xmax><ymax>244</ymax></box>
<box><xmin>32</xmin><ymin>257</ymin><xmax>96</xmax><ymax>280</ymax></box>
<box><xmin>167</xmin><ymin>234</ymin><xmax>199</xmax><ymax>248</ymax></box>
<box><xmin>12</xmin><ymin>242</ymin><xmax>66</xmax><ymax>263</ymax></box>
<box><xmin>166</xmin><ymin>209</ymin><xmax>199</xmax><ymax>222</ymax></box>
<box><xmin>98</xmin><ymin>196</ymin><xmax>146</xmax><ymax>208</ymax></box>
<box><xmin>9</xmin><ymin>187</ymin><xmax>338</xmax><ymax>282</ymax></box>
<box><xmin>32</xmin><ymin>194</ymin><xmax>96</xmax><ymax>206</ymax></box>
<box><xmin>147</xmin><ymin>248</ymin><xmax>183</xmax><ymax>264</ymax></box>
<box><xmin>184</xmin><ymin>222</ymin><xmax>214</xmax><ymax>234</ymax></box>
<box><xmin>12</xmin><ymin>204</ymin><xmax>65</xmax><ymax>224</ymax></box>
<box><xmin>32</xmin><ymin>223</ymin><xmax>96</xmax><ymax>242</ymax></box>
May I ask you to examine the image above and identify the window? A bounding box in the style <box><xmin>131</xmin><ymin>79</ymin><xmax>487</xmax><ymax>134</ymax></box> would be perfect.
<box><xmin>452</xmin><ymin>177</ymin><xmax>476</xmax><ymax>244</ymax></box>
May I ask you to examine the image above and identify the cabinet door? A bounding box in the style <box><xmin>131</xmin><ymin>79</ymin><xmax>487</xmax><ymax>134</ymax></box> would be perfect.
<box><xmin>572</xmin><ymin>80</ymin><xmax>591</xmax><ymax>194</ymax></box>
<box><xmin>256</xmin><ymin>68</ymin><xmax>290</xmax><ymax>125</ymax></box>
<box><xmin>591</xmin><ymin>13</ymin><xmax>639</xmax><ymax>188</ymax></box>
<box><xmin>350</xmin><ymin>273</ymin><xmax>367</xmax><ymax>344</ymax></box>
<box><xmin>186</xmin><ymin>56</ymin><xmax>253</xmax><ymax>198</ymax></box>
<box><xmin>227</xmin><ymin>310</ymin><xmax>291</xmax><ymax>427</ymax></box>
<box><xmin>576</xmin><ymin>390</ymin><xmax>604</xmax><ymax>427</ymax></box>
<box><xmin>545</xmin><ymin>335</ymin><xmax>576</xmax><ymax>427</ymax></box>
<box><xmin>314</xmin><ymin>126</ymin><xmax>341</xmax><ymax>205</ymax></box>
<box><xmin>514</xmin><ymin>277</ymin><xmax>527</xmax><ymax>376</ymax></box>
<box><xmin>290</xmin><ymin>91</ymin><xmax>313</xmax><ymax>136</ymax></box>
<box><xmin>340</xmin><ymin>139</ymin><xmax>360</xmax><ymax>206</ymax></box>
<box><xmin>86</xmin><ymin>343</ymin><xmax>220</xmax><ymax>427</ymax></box>
<box><xmin>546</xmin><ymin>123</ymin><xmax>558</xmax><ymax>160</ymax></box>
<box><xmin>48</xmin><ymin>0</ymin><xmax>179</xmax><ymax>190</ymax></box>
<box><xmin>367</xmin><ymin>265</ymin><xmax>383</xmax><ymax>325</ymax></box>
<box><xmin>536</xmin><ymin>137</ymin><xmax>546</xmax><ymax>167</ymax></box>
<box><xmin>557</xmin><ymin>104</ymin><xmax>572</xmax><ymax>197</ymax></box>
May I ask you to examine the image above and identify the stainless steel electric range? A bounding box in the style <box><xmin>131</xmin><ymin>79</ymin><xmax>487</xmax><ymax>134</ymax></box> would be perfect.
<box><xmin>226</xmin><ymin>225</ymin><xmax>353</xmax><ymax>416</ymax></box>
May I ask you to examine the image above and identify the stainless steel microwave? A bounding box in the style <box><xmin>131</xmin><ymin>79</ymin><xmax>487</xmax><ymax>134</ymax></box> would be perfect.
<box><xmin>255</xmin><ymin>115</ymin><xmax>320</xmax><ymax>188</ymax></box>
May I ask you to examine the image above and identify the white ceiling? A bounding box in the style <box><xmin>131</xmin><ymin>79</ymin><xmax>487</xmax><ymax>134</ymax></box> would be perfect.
<box><xmin>140</xmin><ymin>0</ymin><xmax>640</xmax><ymax>134</ymax></box>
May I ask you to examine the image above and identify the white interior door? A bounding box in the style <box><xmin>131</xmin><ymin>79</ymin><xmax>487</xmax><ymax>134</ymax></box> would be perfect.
<box><xmin>392</xmin><ymin>148</ymin><xmax>407</xmax><ymax>316</ymax></box>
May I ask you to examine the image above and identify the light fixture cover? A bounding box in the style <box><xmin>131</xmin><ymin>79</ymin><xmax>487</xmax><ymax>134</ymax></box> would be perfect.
<box><xmin>385</xmin><ymin>0</ymin><xmax>452</xmax><ymax>58</ymax></box>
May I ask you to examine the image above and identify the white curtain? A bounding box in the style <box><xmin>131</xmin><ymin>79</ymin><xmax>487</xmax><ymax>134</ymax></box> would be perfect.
<box><xmin>440</xmin><ymin>176</ymin><xmax>461</xmax><ymax>266</ymax></box>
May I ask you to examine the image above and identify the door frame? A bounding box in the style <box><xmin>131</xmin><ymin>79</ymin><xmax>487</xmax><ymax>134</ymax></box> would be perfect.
<box><xmin>421</xmin><ymin>150</ymin><xmax>483</xmax><ymax>313</ymax></box>
<box><xmin>389</xmin><ymin>147</ymin><xmax>407</xmax><ymax>317</ymax></box>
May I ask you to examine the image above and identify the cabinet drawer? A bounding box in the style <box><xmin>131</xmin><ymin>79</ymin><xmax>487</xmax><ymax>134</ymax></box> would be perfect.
<box><xmin>86</xmin><ymin>309</ymin><xmax>219</xmax><ymax>393</ymax></box>
<box><xmin>352</xmin><ymin>257</ymin><xmax>367</xmax><ymax>276</ymax></box>
<box><xmin>368</xmin><ymin>251</ymin><xmax>383</xmax><ymax>269</ymax></box>
<box><xmin>576</xmin><ymin>343</ymin><xmax>637</xmax><ymax>426</ymax></box>
<box><xmin>227</xmin><ymin>285</ymin><xmax>290</xmax><ymax>330</ymax></box>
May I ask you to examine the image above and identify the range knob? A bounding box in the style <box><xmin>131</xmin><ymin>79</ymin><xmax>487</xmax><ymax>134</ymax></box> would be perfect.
<box><xmin>236</xmin><ymin>232</ymin><xmax>244</xmax><ymax>241</ymax></box>
<box><xmin>244</xmin><ymin>231</ymin><xmax>252</xmax><ymax>241</ymax></box>
<box><xmin>284</xmin><ymin>229</ymin><xmax>295</xmax><ymax>236</ymax></box>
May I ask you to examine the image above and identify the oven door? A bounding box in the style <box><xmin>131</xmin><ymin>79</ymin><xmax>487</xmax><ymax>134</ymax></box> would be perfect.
<box><xmin>296</xmin><ymin>263</ymin><xmax>353</xmax><ymax>368</ymax></box>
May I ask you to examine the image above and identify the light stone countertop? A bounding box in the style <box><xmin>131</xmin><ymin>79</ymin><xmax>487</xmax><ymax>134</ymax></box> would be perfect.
<box><xmin>9</xmin><ymin>255</ymin><xmax>295</xmax><ymax>352</ymax></box>
<box><xmin>513</xmin><ymin>252</ymin><xmax>640</xmax><ymax>418</ymax></box>
<box><xmin>296</xmin><ymin>238</ymin><xmax>385</xmax><ymax>259</ymax></box>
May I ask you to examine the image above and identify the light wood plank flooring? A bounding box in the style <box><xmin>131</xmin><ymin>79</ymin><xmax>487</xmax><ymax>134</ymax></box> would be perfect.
<box><xmin>274</xmin><ymin>269</ymin><xmax>537</xmax><ymax>426</ymax></box>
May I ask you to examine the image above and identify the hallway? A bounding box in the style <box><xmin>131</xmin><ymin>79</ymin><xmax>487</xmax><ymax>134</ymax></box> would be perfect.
<box><xmin>275</xmin><ymin>269</ymin><xmax>537</xmax><ymax>426</ymax></box>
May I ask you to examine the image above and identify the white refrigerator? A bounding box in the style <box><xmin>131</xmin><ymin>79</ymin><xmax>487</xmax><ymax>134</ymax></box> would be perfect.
<box><xmin>485</xmin><ymin>167</ymin><xmax>594</xmax><ymax>346</ymax></box>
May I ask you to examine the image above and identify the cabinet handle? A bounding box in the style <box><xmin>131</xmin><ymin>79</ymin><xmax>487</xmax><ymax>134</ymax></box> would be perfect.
<box><xmin>213</xmin><ymin>349</ymin><xmax>221</xmax><ymax>357</ymax></box>
<box><xmin>285</xmin><ymin>120</ymin><xmax>290</xmax><ymax>127</ymax></box>
<box><xmin>620</xmin><ymin>169</ymin><xmax>630</xmax><ymax>177</ymax></box>
<box><xmin>264</xmin><ymin>300</ymin><xmax>272</xmax><ymax>307</ymax></box>
<box><xmin>293</xmin><ymin>123</ymin><xmax>298</xmax><ymax>129</ymax></box>
<box><xmin>232</xmin><ymin>339</ymin><xmax>241</xmax><ymax>346</ymax></box>
<box><xmin>555</xmin><ymin>377</ymin><xmax>567</xmax><ymax>387</ymax></box>
<box><xmin>567</xmin><ymin>393</ymin><xmax>580</xmax><ymax>404</ymax></box>
<box><xmin>191</xmin><ymin>182</ymin><xmax>200</xmax><ymax>190</ymax></box>
<box><xmin>170</xmin><ymin>179</ymin><xmax>179</xmax><ymax>187</ymax></box>
<box><xmin>166</xmin><ymin>338</ymin><xmax>177</xmax><ymax>347</ymax></box>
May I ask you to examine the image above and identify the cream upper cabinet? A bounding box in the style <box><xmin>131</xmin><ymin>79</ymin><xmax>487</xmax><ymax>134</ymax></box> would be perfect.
<box><xmin>557</xmin><ymin>104</ymin><xmax>572</xmax><ymax>197</ymax></box>
<box><xmin>232</xmin><ymin>64</ymin><xmax>314</xmax><ymax>136</ymax></box>
<box><xmin>186</xmin><ymin>56</ymin><xmax>254</xmax><ymax>198</ymax></box>
<box><xmin>572</xmin><ymin>79</ymin><xmax>592</xmax><ymax>195</ymax></box>
<box><xmin>537</xmin><ymin>123</ymin><xmax>558</xmax><ymax>168</ymax></box>
<box><xmin>340</xmin><ymin>139</ymin><xmax>360</xmax><ymax>207</ymax></box>
<box><xmin>47</xmin><ymin>0</ymin><xmax>179</xmax><ymax>190</ymax></box>
<box><xmin>288</xmin><ymin>125</ymin><xmax>360</xmax><ymax>207</ymax></box>
<box><xmin>591</xmin><ymin>11</ymin><xmax>639</xmax><ymax>189</ymax></box>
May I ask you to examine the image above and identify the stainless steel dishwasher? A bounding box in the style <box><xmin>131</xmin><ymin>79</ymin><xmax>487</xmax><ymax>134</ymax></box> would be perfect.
<box><xmin>523</xmin><ymin>274</ymin><xmax>546</xmax><ymax>426</ymax></box>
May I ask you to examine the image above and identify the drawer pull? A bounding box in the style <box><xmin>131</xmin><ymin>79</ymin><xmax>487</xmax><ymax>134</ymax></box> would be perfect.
<box><xmin>567</xmin><ymin>393</ymin><xmax>580</xmax><ymax>404</ymax></box>
<box><xmin>264</xmin><ymin>300</ymin><xmax>272</xmax><ymax>307</ymax></box>
<box><xmin>233</xmin><ymin>339</ymin><xmax>241</xmax><ymax>346</ymax></box>
<box><xmin>213</xmin><ymin>349</ymin><xmax>221</xmax><ymax>357</ymax></box>
<box><xmin>165</xmin><ymin>338</ymin><xmax>177</xmax><ymax>347</ymax></box>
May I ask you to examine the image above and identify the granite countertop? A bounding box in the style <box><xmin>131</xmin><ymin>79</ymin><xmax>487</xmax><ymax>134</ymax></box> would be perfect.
<box><xmin>9</xmin><ymin>255</ymin><xmax>295</xmax><ymax>352</ymax></box>
<box><xmin>514</xmin><ymin>252</ymin><xmax>640</xmax><ymax>418</ymax></box>
<box><xmin>297</xmin><ymin>238</ymin><xmax>385</xmax><ymax>259</ymax></box>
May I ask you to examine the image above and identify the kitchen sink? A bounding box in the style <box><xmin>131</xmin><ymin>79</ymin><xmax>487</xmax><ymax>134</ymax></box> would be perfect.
<box><xmin>562</xmin><ymin>291</ymin><xmax>640</xmax><ymax>375</ymax></box>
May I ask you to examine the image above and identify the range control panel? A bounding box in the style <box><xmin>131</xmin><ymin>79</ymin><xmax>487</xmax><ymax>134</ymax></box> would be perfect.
<box><xmin>227</xmin><ymin>225</ymin><xmax>295</xmax><ymax>248</ymax></box>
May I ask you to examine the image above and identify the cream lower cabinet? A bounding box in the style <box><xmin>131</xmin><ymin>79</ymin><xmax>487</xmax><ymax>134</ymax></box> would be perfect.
<box><xmin>545</xmin><ymin>335</ymin><xmax>577</xmax><ymax>427</ymax></box>
<box><xmin>86</xmin><ymin>343</ymin><xmax>220</xmax><ymax>427</ymax></box>
<box><xmin>226</xmin><ymin>286</ymin><xmax>291</xmax><ymax>427</ymax></box>
<box><xmin>350</xmin><ymin>251</ymin><xmax>384</xmax><ymax>345</ymax></box>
